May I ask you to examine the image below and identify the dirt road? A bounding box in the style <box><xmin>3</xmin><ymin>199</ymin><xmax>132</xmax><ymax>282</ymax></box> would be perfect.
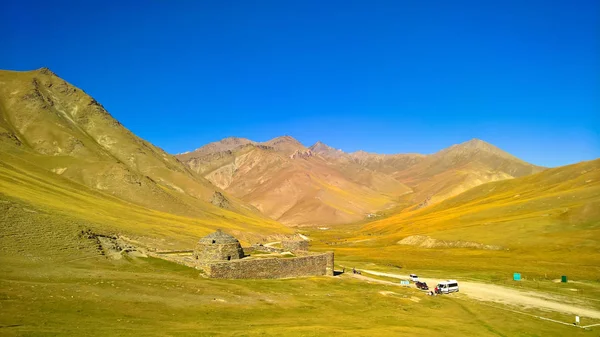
<box><xmin>355</xmin><ymin>269</ymin><xmax>600</xmax><ymax>320</ymax></box>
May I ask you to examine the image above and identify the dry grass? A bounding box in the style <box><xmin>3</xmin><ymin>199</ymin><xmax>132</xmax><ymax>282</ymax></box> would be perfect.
<box><xmin>305</xmin><ymin>159</ymin><xmax>600</xmax><ymax>281</ymax></box>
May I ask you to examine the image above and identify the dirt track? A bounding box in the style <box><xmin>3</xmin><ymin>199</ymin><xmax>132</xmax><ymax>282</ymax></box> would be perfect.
<box><xmin>354</xmin><ymin>269</ymin><xmax>600</xmax><ymax>320</ymax></box>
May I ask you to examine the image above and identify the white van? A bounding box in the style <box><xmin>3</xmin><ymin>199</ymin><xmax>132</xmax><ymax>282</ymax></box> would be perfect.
<box><xmin>436</xmin><ymin>280</ymin><xmax>459</xmax><ymax>294</ymax></box>
<box><xmin>409</xmin><ymin>274</ymin><xmax>419</xmax><ymax>282</ymax></box>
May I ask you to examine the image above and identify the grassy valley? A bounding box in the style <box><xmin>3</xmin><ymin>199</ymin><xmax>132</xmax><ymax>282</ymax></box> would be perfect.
<box><xmin>1</xmin><ymin>68</ymin><xmax>598</xmax><ymax>336</ymax></box>
<box><xmin>1</xmin><ymin>194</ymin><xmax>593</xmax><ymax>336</ymax></box>
<box><xmin>306</xmin><ymin>159</ymin><xmax>600</xmax><ymax>281</ymax></box>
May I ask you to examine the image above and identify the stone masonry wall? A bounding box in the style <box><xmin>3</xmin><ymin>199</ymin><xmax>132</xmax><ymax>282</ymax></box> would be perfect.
<box><xmin>194</xmin><ymin>242</ymin><xmax>244</xmax><ymax>261</ymax></box>
<box><xmin>282</xmin><ymin>240</ymin><xmax>309</xmax><ymax>252</ymax></box>
<box><xmin>242</xmin><ymin>246</ymin><xmax>255</xmax><ymax>255</ymax></box>
<box><xmin>251</xmin><ymin>244</ymin><xmax>283</xmax><ymax>253</ymax></box>
<box><xmin>324</xmin><ymin>251</ymin><xmax>334</xmax><ymax>276</ymax></box>
<box><xmin>147</xmin><ymin>251</ymin><xmax>197</xmax><ymax>269</ymax></box>
<box><xmin>204</xmin><ymin>252</ymin><xmax>334</xmax><ymax>279</ymax></box>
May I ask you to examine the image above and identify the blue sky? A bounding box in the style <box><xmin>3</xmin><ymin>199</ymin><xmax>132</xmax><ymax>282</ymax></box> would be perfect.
<box><xmin>3</xmin><ymin>0</ymin><xmax>599</xmax><ymax>167</ymax></box>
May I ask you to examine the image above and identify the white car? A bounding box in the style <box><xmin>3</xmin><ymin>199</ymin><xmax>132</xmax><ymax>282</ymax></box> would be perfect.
<box><xmin>409</xmin><ymin>274</ymin><xmax>419</xmax><ymax>282</ymax></box>
<box><xmin>437</xmin><ymin>280</ymin><xmax>459</xmax><ymax>294</ymax></box>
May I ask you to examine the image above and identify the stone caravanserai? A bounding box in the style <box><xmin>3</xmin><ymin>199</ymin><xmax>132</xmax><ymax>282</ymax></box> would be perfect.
<box><xmin>151</xmin><ymin>229</ymin><xmax>334</xmax><ymax>279</ymax></box>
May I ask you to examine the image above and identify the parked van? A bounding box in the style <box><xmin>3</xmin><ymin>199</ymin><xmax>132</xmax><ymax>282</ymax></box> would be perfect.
<box><xmin>436</xmin><ymin>280</ymin><xmax>459</xmax><ymax>294</ymax></box>
<box><xmin>409</xmin><ymin>274</ymin><xmax>419</xmax><ymax>282</ymax></box>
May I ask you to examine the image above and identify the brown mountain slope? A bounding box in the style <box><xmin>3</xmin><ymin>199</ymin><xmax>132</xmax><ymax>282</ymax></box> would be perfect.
<box><xmin>177</xmin><ymin>139</ymin><xmax>412</xmax><ymax>226</ymax></box>
<box><xmin>177</xmin><ymin>137</ymin><xmax>255</xmax><ymax>160</ymax></box>
<box><xmin>263</xmin><ymin>135</ymin><xmax>308</xmax><ymax>155</ymax></box>
<box><xmin>179</xmin><ymin>136</ymin><xmax>544</xmax><ymax>226</ymax></box>
<box><xmin>362</xmin><ymin>158</ymin><xmax>600</xmax><ymax>259</ymax></box>
<box><xmin>392</xmin><ymin>139</ymin><xmax>546</xmax><ymax>205</ymax></box>
<box><xmin>0</xmin><ymin>68</ymin><xmax>286</xmax><ymax>237</ymax></box>
<box><xmin>313</xmin><ymin>139</ymin><xmax>545</xmax><ymax>209</ymax></box>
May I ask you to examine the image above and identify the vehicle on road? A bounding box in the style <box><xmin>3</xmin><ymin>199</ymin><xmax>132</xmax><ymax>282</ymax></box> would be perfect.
<box><xmin>409</xmin><ymin>274</ymin><xmax>419</xmax><ymax>282</ymax></box>
<box><xmin>415</xmin><ymin>281</ymin><xmax>429</xmax><ymax>290</ymax></box>
<box><xmin>436</xmin><ymin>280</ymin><xmax>459</xmax><ymax>294</ymax></box>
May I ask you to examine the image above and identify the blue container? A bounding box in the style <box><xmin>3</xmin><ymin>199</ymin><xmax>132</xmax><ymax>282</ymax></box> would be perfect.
<box><xmin>513</xmin><ymin>273</ymin><xmax>521</xmax><ymax>281</ymax></box>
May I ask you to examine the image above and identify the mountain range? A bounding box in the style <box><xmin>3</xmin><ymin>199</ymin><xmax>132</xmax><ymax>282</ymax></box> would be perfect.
<box><xmin>176</xmin><ymin>134</ymin><xmax>544</xmax><ymax>225</ymax></box>
<box><xmin>0</xmin><ymin>68</ymin><xmax>596</xmax><ymax>253</ymax></box>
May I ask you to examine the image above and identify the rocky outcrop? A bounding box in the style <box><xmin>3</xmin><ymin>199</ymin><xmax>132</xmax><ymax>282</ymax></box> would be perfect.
<box><xmin>290</xmin><ymin>149</ymin><xmax>313</xmax><ymax>159</ymax></box>
<box><xmin>415</xmin><ymin>196</ymin><xmax>431</xmax><ymax>209</ymax></box>
<box><xmin>211</xmin><ymin>191</ymin><xmax>230</xmax><ymax>209</ymax></box>
<box><xmin>397</xmin><ymin>235</ymin><xmax>503</xmax><ymax>250</ymax></box>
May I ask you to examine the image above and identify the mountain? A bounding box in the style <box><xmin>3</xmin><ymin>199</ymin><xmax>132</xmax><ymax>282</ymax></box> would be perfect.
<box><xmin>178</xmin><ymin>136</ymin><xmax>545</xmax><ymax>226</ymax></box>
<box><xmin>6</xmin><ymin>68</ymin><xmax>545</xmax><ymax>230</ymax></box>
<box><xmin>391</xmin><ymin>138</ymin><xmax>545</xmax><ymax>206</ymax></box>
<box><xmin>356</xmin><ymin>158</ymin><xmax>600</xmax><ymax>277</ymax></box>
<box><xmin>262</xmin><ymin>135</ymin><xmax>307</xmax><ymax>155</ymax></box>
<box><xmin>0</xmin><ymin>68</ymin><xmax>289</xmax><ymax>245</ymax></box>
<box><xmin>309</xmin><ymin>141</ymin><xmax>346</xmax><ymax>159</ymax></box>
<box><xmin>176</xmin><ymin>137</ymin><xmax>412</xmax><ymax>226</ymax></box>
<box><xmin>365</xmin><ymin>157</ymin><xmax>599</xmax><ymax>238</ymax></box>
<box><xmin>177</xmin><ymin>137</ymin><xmax>255</xmax><ymax>158</ymax></box>
<box><xmin>313</xmin><ymin>139</ymin><xmax>545</xmax><ymax>209</ymax></box>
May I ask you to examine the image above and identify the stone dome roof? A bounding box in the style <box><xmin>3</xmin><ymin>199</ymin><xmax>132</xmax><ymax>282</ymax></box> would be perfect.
<box><xmin>198</xmin><ymin>230</ymin><xmax>240</xmax><ymax>244</ymax></box>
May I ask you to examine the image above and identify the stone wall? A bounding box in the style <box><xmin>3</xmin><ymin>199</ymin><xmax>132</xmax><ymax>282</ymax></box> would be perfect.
<box><xmin>282</xmin><ymin>240</ymin><xmax>309</xmax><ymax>252</ymax></box>
<box><xmin>147</xmin><ymin>251</ymin><xmax>197</xmax><ymax>269</ymax></box>
<box><xmin>203</xmin><ymin>252</ymin><xmax>334</xmax><ymax>279</ymax></box>
<box><xmin>251</xmin><ymin>244</ymin><xmax>283</xmax><ymax>253</ymax></box>
<box><xmin>324</xmin><ymin>251</ymin><xmax>334</xmax><ymax>276</ymax></box>
<box><xmin>242</xmin><ymin>246</ymin><xmax>255</xmax><ymax>255</ymax></box>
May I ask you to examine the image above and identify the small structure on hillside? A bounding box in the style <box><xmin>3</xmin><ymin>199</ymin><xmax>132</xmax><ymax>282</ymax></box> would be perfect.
<box><xmin>152</xmin><ymin>230</ymin><xmax>334</xmax><ymax>279</ymax></box>
<box><xmin>193</xmin><ymin>229</ymin><xmax>244</xmax><ymax>262</ymax></box>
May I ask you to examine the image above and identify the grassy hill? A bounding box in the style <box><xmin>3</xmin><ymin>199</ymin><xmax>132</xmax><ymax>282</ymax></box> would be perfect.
<box><xmin>0</xmin><ymin>177</ymin><xmax>593</xmax><ymax>336</ymax></box>
<box><xmin>0</xmin><ymin>187</ymin><xmax>589</xmax><ymax>336</ymax></box>
<box><xmin>0</xmin><ymin>68</ymin><xmax>290</xmax><ymax>246</ymax></box>
<box><xmin>307</xmin><ymin>159</ymin><xmax>599</xmax><ymax>280</ymax></box>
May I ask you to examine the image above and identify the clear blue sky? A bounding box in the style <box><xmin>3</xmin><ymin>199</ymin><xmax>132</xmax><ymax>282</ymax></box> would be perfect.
<box><xmin>3</xmin><ymin>0</ymin><xmax>599</xmax><ymax>167</ymax></box>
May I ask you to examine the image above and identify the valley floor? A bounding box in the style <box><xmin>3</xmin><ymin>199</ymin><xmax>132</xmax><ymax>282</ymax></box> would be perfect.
<box><xmin>353</xmin><ymin>269</ymin><xmax>600</xmax><ymax>321</ymax></box>
<box><xmin>1</xmin><ymin>255</ymin><xmax>599</xmax><ymax>336</ymax></box>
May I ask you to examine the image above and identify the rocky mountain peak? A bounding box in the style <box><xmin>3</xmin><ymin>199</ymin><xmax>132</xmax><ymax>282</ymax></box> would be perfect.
<box><xmin>461</xmin><ymin>138</ymin><xmax>495</xmax><ymax>150</ymax></box>
<box><xmin>309</xmin><ymin>141</ymin><xmax>347</xmax><ymax>159</ymax></box>
<box><xmin>179</xmin><ymin>137</ymin><xmax>254</xmax><ymax>158</ymax></box>
<box><xmin>438</xmin><ymin>138</ymin><xmax>519</xmax><ymax>160</ymax></box>
<box><xmin>262</xmin><ymin>135</ymin><xmax>306</xmax><ymax>155</ymax></box>
<box><xmin>220</xmin><ymin>137</ymin><xmax>255</xmax><ymax>146</ymax></box>
<box><xmin>37</xmin><ymin>67</ymin><xmax>57</xmax><ymax>77</ymax></box>
<box><xmin>266</xmin><ymin>135</ymin><xmax>302</xmax><ymax>146</ymax></box>
<box><xmin>310</xmin><ymin>141</ymin><xmax>334</xmax><ymax>151</ymax></box>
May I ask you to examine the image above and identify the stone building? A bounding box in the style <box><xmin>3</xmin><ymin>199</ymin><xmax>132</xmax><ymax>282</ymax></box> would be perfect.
<box><xmin>282</xmin><ymin>239</ymin><xmax>309</xmax><ymax>252</ymax></box>
<box><xmin>151</xmin><ymin>229</ymin><xmax>334</xmax><ymax>279</ymax></box>
<box><xmin>193</xmin><ymin>229</ymin><xmax>244</xmax><ymax>262</ymax></box>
